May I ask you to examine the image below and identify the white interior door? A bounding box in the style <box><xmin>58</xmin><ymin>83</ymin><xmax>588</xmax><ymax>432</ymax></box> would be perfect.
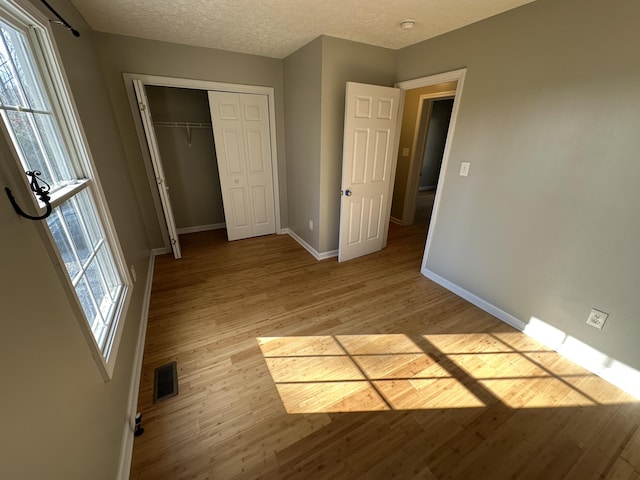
<box><xmin>132</xmin><ymin>79</ymin><xmax>182</xmax><ymax>259</ymax></box>
<box><xmin>208</xmin><ymin>91</ymin><xmax>276</xmax><ymax>241</ymax></box>
<box><xmin>338</xmin><ymin>82</ymin><xmax>401</xmax><ymax>262</ymax></box>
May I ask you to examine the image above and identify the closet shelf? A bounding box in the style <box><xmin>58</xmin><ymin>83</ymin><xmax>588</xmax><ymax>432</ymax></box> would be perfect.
<box><xmin>153</xmin><ymin>121</ymin><xmax>212</xmax><ymax>146</ymax></box>
<box><xmin>153</xmin><ymin>121</ymin><xmax>212</xmax><ymax>128</ymax></box>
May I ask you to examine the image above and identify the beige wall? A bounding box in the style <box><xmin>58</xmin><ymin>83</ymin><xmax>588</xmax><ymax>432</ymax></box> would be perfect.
<box><xmin>93</xmin><ymin>33</ymin><xmax>287</xmax><ymax>248</ymax></box>
<box><xmin>283</xmin><ymin>35</ymin><xmax>395</xmax><ymax>253</ymax></box>
<box><xmin>0</xmin><ymin>1</ymin><xmax>151</xmax><ymax>479</ymax></box>
<box><xmin>283</xmin><ymin>37</ymin><xmax>323</xmax><ymax>248</ymax></box>
<box><xmin>145</xmin><ymin>86</ymin><xmax>225</xmax><ymax>229</ymax></box>
<box><xmin>397</xmin><ymin>0</ymin><xmax>640</xmax><ymax>369</ymax></box>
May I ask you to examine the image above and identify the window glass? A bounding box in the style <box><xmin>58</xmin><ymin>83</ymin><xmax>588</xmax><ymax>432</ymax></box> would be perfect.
<box><xmin>46</xmin><ymin>189</ymin><xmax>124</xmax><ymax>351</ymax></box>
<box><xmin>0</xmin><ymin>11</ymin><xmax>127</xmax><ymax>367</ymax></box>
<box><xmin>0</xmin><ymin>20</ymin><xmax>75</xmax><ymax>190</ymax></box>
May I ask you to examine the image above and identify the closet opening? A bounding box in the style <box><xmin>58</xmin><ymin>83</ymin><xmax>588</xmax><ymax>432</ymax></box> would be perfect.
<box><xmin>124</xmin><ymin>74</ymin><xmax>282</xmax><ymax>259</ymax></box>
<box><xmin>145</xmin><ymin>86</ymin><xmax>225</xmax><ymax>237</ymax></box>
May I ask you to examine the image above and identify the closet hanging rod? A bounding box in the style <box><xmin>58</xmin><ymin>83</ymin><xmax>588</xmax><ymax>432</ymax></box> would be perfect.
<box><xmin>153</xmin><ymin>121</ymin><xmax>212</xmax><ymax>128</ymax></box>
<box><xmin>40</xmin><ymin>0</ymin><xmax>80</xmax><ymax>37</ymax></box>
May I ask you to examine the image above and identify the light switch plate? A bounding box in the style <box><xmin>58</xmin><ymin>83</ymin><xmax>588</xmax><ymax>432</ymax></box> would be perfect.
<box><xmin>459</xmin><ymin>162</ymin><xmax>470</xmax><ymax>176</ymax></box>
<box><xmin>402</xmin><ymin>147</ymin><xmax>410</xmax><ymax>157</ymax></box>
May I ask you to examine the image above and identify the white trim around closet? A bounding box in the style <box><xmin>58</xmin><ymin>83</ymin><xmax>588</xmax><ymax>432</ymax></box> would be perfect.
<box><xmin>122</xmin><ymin>73</ymin><xmax>283</xmax><ymax>252</ymax></box>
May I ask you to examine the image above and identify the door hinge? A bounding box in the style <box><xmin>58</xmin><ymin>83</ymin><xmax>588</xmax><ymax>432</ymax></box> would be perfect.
<box><xmin>139</xmin><ymin>103</ymin><xmax>147</xmax><ymax>111</ymax></box>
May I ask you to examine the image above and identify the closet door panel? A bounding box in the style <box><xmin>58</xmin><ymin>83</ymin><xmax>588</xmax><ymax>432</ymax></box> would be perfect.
<box><xmin>133</xmin><ymin>79</ymin><xmax>182</xmax><ymax>258</ymax></box>
<box><xmin>209</xmin><ymin>91</ymin><xmax>252</xmax><ymax>241</ymax></box>
<box><xmin>209</xmin><ymin>91</ymin><xmax>276</xmax><ymax>241</ymax></box>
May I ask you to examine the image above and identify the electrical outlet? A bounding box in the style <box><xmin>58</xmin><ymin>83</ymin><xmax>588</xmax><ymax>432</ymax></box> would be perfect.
<box><xmin>402</xmin><ymin>147</ymin><xmax>410</xmax><ymax>157</ymax></box>
<box><xmin>586</xmin><ymin>308</ymin><xmax>608</xmax><ymax>330</ymax></box>
<box><xmin>130</xmin><ymin>265</ymin><xmax>137</xmax><ymax>283</ymax></box>
<box><xmin>308</xmin><ymin>220</ymin><xmax>313</xmax><ymax>231</ymax></box>
<box><xmin>459</xmin><ymin>162</ymin><xmax>470</xmax><ymax>177</ymax></box>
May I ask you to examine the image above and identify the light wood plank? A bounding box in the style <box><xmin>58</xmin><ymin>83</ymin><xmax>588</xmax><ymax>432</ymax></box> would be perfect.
<box><xmin>130</xmin><ymin>202</ymin><xmax>640</xmax><ymax>479</ymax></box>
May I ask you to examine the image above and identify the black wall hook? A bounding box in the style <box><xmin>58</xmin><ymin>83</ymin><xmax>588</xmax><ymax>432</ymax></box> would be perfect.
<box><xmin>5</xmin><ymin>171</ymin><xmax>53</xmax><ymax>221</ymax></box>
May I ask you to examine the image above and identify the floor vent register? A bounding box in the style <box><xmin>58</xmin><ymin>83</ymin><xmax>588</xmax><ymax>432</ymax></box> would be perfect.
<box><xmin>153</xmin><ymin>361</ymin><xmax>178</xmax><ymax>403</ymax></box>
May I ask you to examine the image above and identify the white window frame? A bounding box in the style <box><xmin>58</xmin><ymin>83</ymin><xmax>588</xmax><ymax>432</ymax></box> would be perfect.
<box><xmin>0</xmin><ymin>0</ymin><xmax>131</xmax><ymax>380</ymax></box>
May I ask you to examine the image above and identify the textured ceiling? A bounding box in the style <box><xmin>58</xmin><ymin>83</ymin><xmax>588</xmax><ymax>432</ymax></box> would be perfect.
<box><xmin>69</xmin><ymin>0</ymin><xmax>536</xmax><ymax>59</ymax></box>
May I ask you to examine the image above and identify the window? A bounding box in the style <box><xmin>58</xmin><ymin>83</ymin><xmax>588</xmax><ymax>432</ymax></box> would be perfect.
<box><xmin>0</xmin><ymin>3</ymin><xmax>129</xmax><ymax>378</ymax></box>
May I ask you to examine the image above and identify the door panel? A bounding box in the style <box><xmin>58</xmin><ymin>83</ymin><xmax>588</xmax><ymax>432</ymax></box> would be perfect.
<box><xmin>355</xmin><ymin>96</ymin><xmax>372</xmax><ymax>118</ymax></box>
<box><xmin>352</xmin><ymin>129</ymin><xmax>369</xmax><ymax>184</ymax></box>
<box><xmin>219</xmin><ymin>101</ymin><xmax>240</xmax><ymax>120</ymax></box>
<box><xmin>372</xmin><ymin>130</ymin><xmax>390</xmax><ymax>182</ymax></box>
<box><xmin>209</xmin><ymin>91</ymin><xmax>276</xmax><ymax>241</ymax></box>
<box><xmin>222</xmin><ymin>130</ymin><xmax>244</xmax><ymax>175</ymax></box>
<box><xmin>132</xmin><ymin>79</ymin><xmax>182</xmax><ymax>259</ymax></box>
<box><xmin>367</xmin><ymin>195</ymin><xmax>383</xmax><ymax>240</ymax></box>
<box><xmin>230</xmin><ymin>187</ymin><xmax>250</xmax><ymax>228</ymax></box>
<box><xmin>246</xmin><ymin>129</ymin><xmax>265</xmax><ymax>173</ymax></box>
<box><xmin>252</xmin><ymin>186</ymin><xmax>269</xmax><ymax>224</ymax></box>
<box><xmin>347</xmin><ymin>199</ymin><xmax>364</xmax><ymax>245</ymax></box>
<box><xmin>377</xmin><ymin>98</ymin><xmax>394</xmax><ymax>119</ymax></box>
<box><xmin>339</xmin><ymin>82</ymin><xmax>401</xmax><ymax>262</ymax></box>
<box><xmin>243</xmin><ymin>103</ymin><xmax>261</xmax><ymax>121</ymax></box>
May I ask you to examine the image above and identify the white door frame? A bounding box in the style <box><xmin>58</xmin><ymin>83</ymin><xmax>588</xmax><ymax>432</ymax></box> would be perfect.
<box><xmin>394</xmin><ymin>69</ymin><xmax>467</xmax><ymax>270</ymax></box>
<box><xmin>123</xmin><ymin>73</ymin><xmax>282</xmax><ymax>253</ymax></box>
<box><xmin>401</xmin><ymin>91</ymin><xmax>456</xmax><ymax>226</ymax></box>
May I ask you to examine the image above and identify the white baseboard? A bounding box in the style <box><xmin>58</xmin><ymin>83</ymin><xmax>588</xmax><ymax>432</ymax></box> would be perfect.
<box><xmin>423</xmin><ymin>269</ymin><xmax>526</xmax><ymax>331</ymax></box>
<box><xmin>389</xmin><ymin>216</ymin><xmax>402</xmax><ymax>225</ymax></box>
<box><xmin>117</xmin><ymin>255</ymin><xmax>155</xmax><ymax>480</ymax></box>
<box><xmin>176</xmin><ymin>223</ymin><xmax>225</xmax><ymax>234</ymax></box>
<box><xmin>423</xmin><ymin>268</ymin><xmax>640</xmax><ymax>400</ymax></box>
<box><xmin>283</xmin><ymin>228</ymin><xmax>338</xmax><ymax>261</ymax></box>
<box><xmin>152</xmin><ymin>247</ymin><xmax>171</xmax><ymax>256</ymax></box>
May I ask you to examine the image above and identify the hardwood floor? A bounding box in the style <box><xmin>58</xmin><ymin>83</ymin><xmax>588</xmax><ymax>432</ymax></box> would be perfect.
<box><xmin>130</xmin><ymin>220</ymin><xmax>640</xmax><ymax>480</ymax></box>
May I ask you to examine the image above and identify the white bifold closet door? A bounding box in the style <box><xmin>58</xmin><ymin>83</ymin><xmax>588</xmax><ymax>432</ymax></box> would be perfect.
<box><xmin>208</xmin><ymin>92</ymin><xmax>276</xmax><ymax>241</ymax></box>
<box><xmin>133</xmin><ymin>79</ymin><xmax>182</xmax><ymax>259</ymax></box>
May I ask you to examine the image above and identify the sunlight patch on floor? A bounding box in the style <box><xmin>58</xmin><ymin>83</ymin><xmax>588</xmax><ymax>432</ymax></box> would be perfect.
<box><xmin>257</xmin><ymin>333</ymin><xmax>635</xmax><ymax>414</ymax></box>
